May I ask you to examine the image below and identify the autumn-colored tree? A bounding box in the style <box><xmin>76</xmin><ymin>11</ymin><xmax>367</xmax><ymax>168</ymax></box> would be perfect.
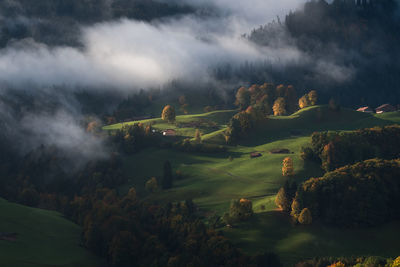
<box><xmin>145</xmin><ymin>125</ymin><xmax>152</xmax><ymax>135</ymax></box>
<box><xmin>282</xmin><ymin>157</ymin><xmax>294</xmax><ymax>176</ymax></box>
<box><xmin>145</xmin><ymin>177</ymin><xmax>158</xmax><ymax>193</ymax></box>
<box><xmin>327</xmin><ymin>262</ymin><xmax>345</xmax><ymax>267</ymax></box>
<box><xmin>298</xmin><ymin>208</ymin><xmax>312</xmax><ymax>224</ymax></box>
<box><xmin>273</xmin><ymin>97</ymin><xmax>286</xmax><ymax>116</ymax></box>
<box><xmin>276</xmin><ymin>84</ymin><xmax>286</xmax><ymax>98</ymax></box>
<box><xmin>194</xmin><ymin>129</ymin><xmax>202</xmax><ymax>143</ymax></box>
<box><xmin>126</xmin><ymin>187</ymin><xmax>137</xmax><ymax>200</ymax></box>
<box><xmin>229</xmin><ymin>198</ymin><xmax>253</xmax><ymax>221</ymax></box>
<box><xmin>204</xmin><ymin>106</ymin><xmax>214</xmax><ymax>113</ymax></box>
<box><xmin>275</xmin><ymin>187</ymin><xmax>291</xmax><ymax>211</ymax></box>
<box><xmin>308</xmin><ymin>90</ymin><xmax>318</xmax><ymax>105</ymax></box>
<box><xmin>161</xmin><ymin>105</ymin><xmax>176</xmax><ymax>123</ymax></box>
<box><xmin>392</xmin><ymin>256</ymin><xmax>400</xmax><ymax>267</ymax></box>
<box><xmin>87</xmin><ymin>121</ymin><xmax>101</xmax><ymax>133</ymax></box>
<box><xmin>257</xmin><ymin>95</ymin><xmax>271</xmax><ymax>115</ymax></box>
<box><xmin>298</xmin><ymin>95</ymin><xmax>310</xmax><ymax>109</ymax></box>
<box><xmin>321</xmin><ymin>142</ymin><xmax>336</xmax><ymax>171</ymax></box>
<box><xmin>235</xmin><ymin>87</ymin><xmax>251</xmax><ymax>110</ymax></box>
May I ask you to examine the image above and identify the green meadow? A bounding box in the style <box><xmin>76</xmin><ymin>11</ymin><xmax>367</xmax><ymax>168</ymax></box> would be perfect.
<box><xmin>106</xmin><ymin>106</ymin><xmax>400</xmax><ymax>265</ymax></box>
<box><xmin>0</xmin><ymin>198</ymin><xmax>101</xmax><ymax>267</ymax></box>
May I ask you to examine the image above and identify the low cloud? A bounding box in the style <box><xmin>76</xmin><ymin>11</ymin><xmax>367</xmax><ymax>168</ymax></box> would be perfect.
<box><xmin>0</xmin><ymin>16</ymin><xmax>306</xmax><ymax>91</ymax></box>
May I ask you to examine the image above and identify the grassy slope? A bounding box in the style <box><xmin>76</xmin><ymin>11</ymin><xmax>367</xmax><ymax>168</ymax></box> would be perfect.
<box><xmin>103</xmin><ymin>109</ymin><xmax>236</xmax><ymax>139</ymax></box>
<box><xmin>0</xmin><ymin>198</ymin><xmax>101</xmax><ymax>267</ymax></box>
<box><xmin>117</xmin><ymin>106</ymin><xmax>400</xmax><ymax>265</ymax></box>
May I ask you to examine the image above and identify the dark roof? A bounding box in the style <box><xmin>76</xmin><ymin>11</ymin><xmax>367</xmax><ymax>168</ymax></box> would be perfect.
<box><xmin>376</xmin><ymin>104</ymin><xmax>396</xmax><ymax>112</ymax></box>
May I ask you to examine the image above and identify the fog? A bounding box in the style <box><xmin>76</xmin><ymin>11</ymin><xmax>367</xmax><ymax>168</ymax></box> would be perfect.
<box><xmin>0</xmin><ymin>0</ymin><xmax>346</xmax><ymax>165</ymax></box>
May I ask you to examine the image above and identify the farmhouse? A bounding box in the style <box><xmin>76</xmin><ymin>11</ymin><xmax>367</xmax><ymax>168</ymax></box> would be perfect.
<box><xmin>250</xmin><ymin>152</ymin><xmax>262</xmax><ymax>158</ymax></box>
<box><xmin>162</xmin><ymin>129</ymin><xmax>176</xmax><ymax>136</ymax></box>
<box><xmin>357</xmin><ymin>106</ymin><xmax>373</xmax><ymax>113</ymax></box>
<box><xmin>375</xmin><ymin>104</ymin><xmax>396</xmax><ymax>114</ymax></box>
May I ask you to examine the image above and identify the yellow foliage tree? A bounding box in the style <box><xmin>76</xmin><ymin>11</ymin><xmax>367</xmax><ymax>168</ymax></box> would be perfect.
<box><xmin>298</xmin><ymin>208</ymin><xmax>312</xmax><ymax>225</ymax></box>
<box><xmin>273</xmin><ymin>97</ymin><xmax>286</xmax><ymax>116</ymax></box>
<box><xmin>194</xmin><ymin>129</ymin><xmax>202</xmax><ymax>143</ymax></box>
<box><xmin>392</xmin><ymin>256</ymin><xmax>400</xmax><ymax>267</ymax></box>
<box><xmin>282</xmin><ymin>157</ymin><xmax>294</xmax><ymax>176</ymax></box>
<box><xmin>161</xmin><ymin>105</ymin><xmax>176</xmax><ymax>123</ymax></box>
<box><xmin>298</xmin><ymin>95</ymin><xmax>310</xmax><ymax>109</ymax></box>
<box><xmin>308</xmin><ymin>90</ymin><xmax>318</xmax><ymax>105</ymax></box>
<box><xmin>327</xmin><ymin>261</ymin><xmax>345</xmax><ymax>267</ymax></box>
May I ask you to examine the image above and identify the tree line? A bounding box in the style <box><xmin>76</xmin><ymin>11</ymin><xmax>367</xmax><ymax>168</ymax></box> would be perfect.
<box><xmin>301</xmin><ymin>125</ymin><xmax>400</xmax><ymax>171</ymax></box>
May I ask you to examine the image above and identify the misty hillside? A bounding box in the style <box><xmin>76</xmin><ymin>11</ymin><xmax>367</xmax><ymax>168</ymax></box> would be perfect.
<box><xmin>1</xmin><ymin>0</ymin><xmax>400</xmax><ymax>266</ymax></box>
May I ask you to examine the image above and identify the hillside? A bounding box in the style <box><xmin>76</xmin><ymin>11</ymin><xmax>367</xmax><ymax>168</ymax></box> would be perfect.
<box><xmin>0</xmin><ymin>198</ymin><xmax>101</xmax><ymax>267</ymax></box>
<box><xmin>113</xmin><ymin>106</ymin><xmax>400</xmax><ymax>265</ymax></box>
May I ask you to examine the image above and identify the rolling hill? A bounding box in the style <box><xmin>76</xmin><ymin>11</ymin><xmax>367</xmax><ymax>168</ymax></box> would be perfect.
<box><xmin>0</xmin><ymin>198</ymin><xmax>101</xmax><ymax>267</ymax></box>
<box><xmin>106</xmin><ymin>106</ymin><xmax>400</xmax><ymax>266</ymax></box>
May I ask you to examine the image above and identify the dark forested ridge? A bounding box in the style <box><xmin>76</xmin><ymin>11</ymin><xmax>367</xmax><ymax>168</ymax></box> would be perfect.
<box><xmin>244</xmin><ymin>0</ymin><xmax>400</xmax><ymax>107</ymax></box>
<box><xmin>292</xmin><ymin>159</ymin><xmax>400</xmax><ymax>227</ymax></box>
<box><xmin>0</xmin><ymin>0</ymin><xmax>192</xmax><ymax>47</ymax></box>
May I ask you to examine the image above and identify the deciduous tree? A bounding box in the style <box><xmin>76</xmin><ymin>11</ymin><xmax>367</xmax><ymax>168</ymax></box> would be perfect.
<box><xmin>235</xmin><ymin>87</ymin><xmax>251</xmax><ymax>110</ymax></box>
<box><xmin>282</xmin><ymin>157</ymin><xmax>294</xmax><ymax>176</ymax></box>
<box><xmin>298</xmin><ymin>208</ymin><xmax>312</xmax><ymax>224</ymax></box>
<box><xmin>273</xmin><ymin>97</ymin><xmax>286</xmax><ymax>116</ymax></box>
<box><xmin>161</xmin><ymin>105</ymin><xmax>176</xmax><ymax>123</ymax></box>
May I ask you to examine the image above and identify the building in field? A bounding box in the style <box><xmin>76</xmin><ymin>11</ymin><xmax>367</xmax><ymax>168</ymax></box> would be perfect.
<box><xmin>375</xmin><ymin>104</ymin><xmax>396</xmax><ymax>114</ymax></box>
<box><xmin>357</xmin><ymin>106</ymin><xmax>373</xmax><ymax>113</ymax></box>
<box><xmin>162</xmin><ymin>129</ymin><xmax>176</xmax><ymax>136</ymax></box>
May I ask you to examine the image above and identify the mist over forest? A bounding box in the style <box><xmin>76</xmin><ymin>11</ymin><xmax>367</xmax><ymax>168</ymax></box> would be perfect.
<box><xmin>1</xmin><ymin>1</ymin><xmax>400</xmax><ymax>266</ymax></box>
<box><xmin>0</xmin><ymin>1</ymin><xmax>399</xmax><ymax>158</ymax></box>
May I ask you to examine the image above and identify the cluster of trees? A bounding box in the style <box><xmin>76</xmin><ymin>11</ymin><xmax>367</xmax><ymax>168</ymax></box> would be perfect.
<box><xmin>234</xmin><ymin>83</ymin><xmax>298</xmax><ymax>115</ymax></box>
<box><xmin>289</xmin><ymin>159</ymin><xmax>400</xmax><ymax>226</ymax></box>
<box><xmin>0</xmin><ymin>0</ymin><xmax>192</xmax><ymax>47</ymax></box>
<box><xmin>70</xmin><ymin>190</ymin><xmax>281</xmax><ymax>267</ymax></box>
<box><xmin>301</xmin><ymin>125</ymin><xmax>400</xmax><ymax>171</ymax></box>
<box><xmin>223</xmin><ymin>198</ymin><xmax>254</xmax><ymax>225</ymax></box>
<box><xmin>298</xmin><ymin>90</ymin><xmax>318</xmax><ymax>109</ymax></box>
<box><xmin>0</xmin><ymin>139</ymin><xmax>281</xmax><ymax>266</ymax></box>
<box><xmin>225</xmin><ymin>106</ymin><xmax>267</xmax><ymax>143</ymax></box>
<box><xmin>275</xmin><ymin>180</ymin><xmax>297</xmax><ymax>212</ymax></box>
<box><xmin>295</xmin><ymin>255</ymin><xmax>400</xmax><ymax>267</ymax></box>
<box><xmin>110</xmin><ymin>123</ymin><xmax>158</xmax><ymax>154</ymax></box>
<box><xmin>244</xmin><ymin>0</ymin><xmax>400</xmax><ymax>107</ymax></box>
<box><xmin>227</xmin><ymin>85</ymin><xmax>319</xmax><ymax>144</ymax></box>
